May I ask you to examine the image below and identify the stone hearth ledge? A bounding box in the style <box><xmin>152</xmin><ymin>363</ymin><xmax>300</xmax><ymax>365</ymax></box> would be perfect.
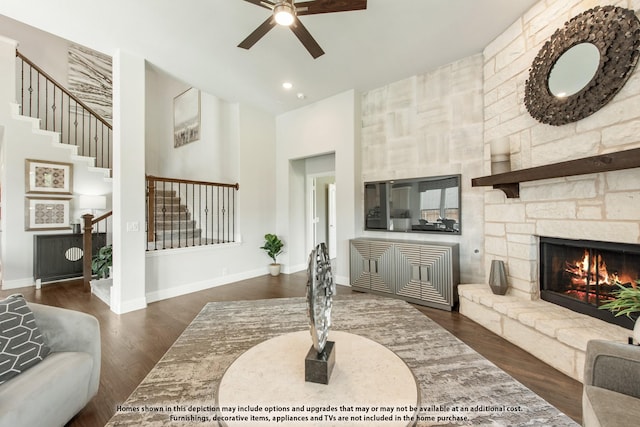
<box><xmin>458</xmin><ymin>284</ymin><xmax>630</xmax><ymax>383</ymax></box>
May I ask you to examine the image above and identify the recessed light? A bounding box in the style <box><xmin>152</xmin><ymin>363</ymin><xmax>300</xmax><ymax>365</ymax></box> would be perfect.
<box><xmin>282</xmin><ymin>82</ymin><xmax>293</xmax><ymax>90</ymax></box>
<box><xmin>297</xmin><ymin>92</ymin><xmax>306</xmax><ymax>100</ymax></box>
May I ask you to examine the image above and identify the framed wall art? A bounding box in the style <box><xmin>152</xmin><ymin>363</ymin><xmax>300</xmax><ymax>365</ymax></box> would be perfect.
<box><xmin>25</xmin><ymin>159</ymin><xmax>73</xmax><ymax>194</ymax></box>
<box><xmin>173</xmin><ymin>87</ymin><xmax>201</xmax><ymax>148</ymax></box>
<box><xmin>25</xmin><ymin>197</ymin><xmax>71</xmax><ymax>231</ymax></box>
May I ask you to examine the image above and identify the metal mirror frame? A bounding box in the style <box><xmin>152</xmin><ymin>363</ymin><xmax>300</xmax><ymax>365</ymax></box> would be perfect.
<box><xmin>524</xmin><ymin>5</ymin><xmax>640</xmax><ymax>126</ymax></box>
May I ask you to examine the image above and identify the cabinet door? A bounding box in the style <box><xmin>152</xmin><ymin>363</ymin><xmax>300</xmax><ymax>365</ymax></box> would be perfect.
<box><xmin>350</xmin><ymin>240</ymin><xmax>371</xmax><ymax>289</ymax></box>
<box><xmin>349</xmin><ymin>240</ymin><xmax>394</xmax><ymax>293</ymax></box>
<box><xmin>395</xmin><ymin>243</ymin><xmax>423</xmax><ymax>299</ymax></box>
<box><xmin>395</xmin><ymin>243</ymin><xmax>453</xmax><ymax>306</ymax></box>
<box><xmin>368</xmin><ymin>240</ymin><xmax>394</xmax><ymax>294</ymax></box>
<box><xmin>420</xmin><ymin>246</ymin><xmax>453</xmax><ymax>306</ymax></box>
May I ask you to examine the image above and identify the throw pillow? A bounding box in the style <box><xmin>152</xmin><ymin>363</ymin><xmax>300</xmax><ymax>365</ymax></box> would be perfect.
<box><xmin>0</xmin><ymin>294</ymin><xmax>51</xmax><ymax>384</ymax></box>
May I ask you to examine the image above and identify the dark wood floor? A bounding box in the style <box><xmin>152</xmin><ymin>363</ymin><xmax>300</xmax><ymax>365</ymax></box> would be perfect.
<box><xmin>1</xmin><ymin>273</ymin><xmax>583</xmax><ymax>426</ymax></box>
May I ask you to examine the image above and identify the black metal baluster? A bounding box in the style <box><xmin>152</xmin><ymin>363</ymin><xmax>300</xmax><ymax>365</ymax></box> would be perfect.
<box><xmin>217</xmin><ymin>186</ymin><xmax>220</xmax><ymax>244</ymax></box>
<box><xmin>66</xmin><ymin>92</ymin><xmax>71</xmax><ymax>146</ymax></box>
<box><xmin>192</xmin><ymin>183</ymin><xmax>196</xmax><ymax>246</ymax></box>
<box><xmin>35</xmin><ymin>68</ymin><xmax>39</xmax><ymax>118</ymax></box>
<box><xmin>74</xmin><ymin>99</ymin><xmax>78</xmax><ymax>147</ymax></box>
<box><xmin>204</xmin><ymin>185</ymin><xmax>209</xmax><ymax>245</ymax></box>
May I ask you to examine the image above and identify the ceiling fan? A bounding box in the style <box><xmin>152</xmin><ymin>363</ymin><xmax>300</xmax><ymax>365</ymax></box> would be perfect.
<box><xmin>238</xmin><ymin>0</ymin><xmax>367</xmax><ymax>59</ymax></box>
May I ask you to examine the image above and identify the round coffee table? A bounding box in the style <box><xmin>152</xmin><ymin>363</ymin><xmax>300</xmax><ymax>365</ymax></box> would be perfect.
<box><xmin>215</xmin><ymin>330</ymin><xmax>419</xmax><ymax>426</ymax></box>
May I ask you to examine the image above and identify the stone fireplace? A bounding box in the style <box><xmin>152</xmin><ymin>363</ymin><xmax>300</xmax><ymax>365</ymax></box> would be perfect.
<box><xmin>457</xmin><ymin>0</ymin><xmax>640</xmax><ymax>384</ymax></box>
<box><xmin>540</xmin><ymin>237</ymin><xmax>640</xmax><ymax>330</ymax></box>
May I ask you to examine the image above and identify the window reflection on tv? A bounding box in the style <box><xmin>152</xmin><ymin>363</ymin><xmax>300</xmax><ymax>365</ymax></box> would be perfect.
<box><xmin>364</xmin><ymin>175</ymin><xmax>461</xmax><ymax>234</ymax></box>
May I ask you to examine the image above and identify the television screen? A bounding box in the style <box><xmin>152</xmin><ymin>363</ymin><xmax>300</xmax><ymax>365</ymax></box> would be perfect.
<box><xmin>364</xmin><ymin>174</ymin><xmax>461</xmax><ymax>234</ymax></box>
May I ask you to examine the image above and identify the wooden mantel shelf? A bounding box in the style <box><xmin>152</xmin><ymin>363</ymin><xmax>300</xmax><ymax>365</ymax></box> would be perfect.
<box><xmin>471</xmin><ymin>147</ymin><xmax>640</xmax><ymax>198</ymax></box>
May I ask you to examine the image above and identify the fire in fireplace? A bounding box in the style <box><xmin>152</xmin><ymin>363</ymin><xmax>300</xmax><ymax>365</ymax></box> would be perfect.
<box><xmin>540</xmin><ymin>237</ymin><xmax>640</xmax><ymax>329</ymax></box>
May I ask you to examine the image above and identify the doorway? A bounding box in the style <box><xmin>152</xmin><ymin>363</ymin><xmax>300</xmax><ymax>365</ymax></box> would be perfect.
<box><xmin>308</xmin><ymin>174</ymin><xmax>337</xmax><ymax>260</ymax></box>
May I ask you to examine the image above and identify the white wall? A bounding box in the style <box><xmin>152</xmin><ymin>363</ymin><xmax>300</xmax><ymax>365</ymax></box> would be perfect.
<box><xmin>276</xmin><ymin>91</ymin><xmax>360</xmax><ymax>284</ymax></box>
<box><xmin>145</xmin><ymin>66</ymin><xmax>236</xmax><ymax>183</ymax></box>
<box><xmin>144</xmin><ymin>102</ymin><xmax>276</xmax><ymax>301</ymax></box>
<box><xmin>0</xmin><ymin>14</ymin><xmax>70</xmax><ymax>88</ymax></box>
<box><xmin>143</xmin><ymin>63</ymin><xmax>276</xmax><ymax>302</ymax></box>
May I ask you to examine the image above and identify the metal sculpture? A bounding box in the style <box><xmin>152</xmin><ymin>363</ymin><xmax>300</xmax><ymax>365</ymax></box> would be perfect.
<box><xmin>305</xmin><ymin>242</ymin><xmax>336</xmax><ymax>384</ymax></box>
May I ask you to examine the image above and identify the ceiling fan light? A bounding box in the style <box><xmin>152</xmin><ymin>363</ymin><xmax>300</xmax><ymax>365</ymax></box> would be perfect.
<box><xmin>274</xmin><ymin>3</ymin><xmax>295</xmax><ymax>26</ymax></box>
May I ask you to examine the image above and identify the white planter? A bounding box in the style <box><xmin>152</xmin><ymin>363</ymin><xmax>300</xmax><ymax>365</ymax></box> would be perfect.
<box><xmin>268</xmin><ymin>263</ymin><xmax>281</xmax><ymax>276</ymax></box>
<box><xmin>634</xmin><ymin>317</ymin><xmax>640</xmax><ymax>345</ymax></box>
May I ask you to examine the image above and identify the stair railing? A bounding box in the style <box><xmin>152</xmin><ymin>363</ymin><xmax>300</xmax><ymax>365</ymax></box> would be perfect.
<box><xmin>146</xmin><ymin>175</ymin><xmax>239</xmax><ymax>250</ymax></box>
<box><xmin>82</xmin><ymin>211</ymin><xmax>113</xmax><ymax>291</ymax></box>
<box><xmin>16</xmin><ymin>51</ymin><xmax>112</xmax><ymax>170</ymax></box>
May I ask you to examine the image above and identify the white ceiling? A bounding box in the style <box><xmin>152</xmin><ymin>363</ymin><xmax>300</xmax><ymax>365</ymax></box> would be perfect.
<box><xmin>0</xmin><ymin>0</ymin><xmax>539</xmax><ymax>115</ymax></box>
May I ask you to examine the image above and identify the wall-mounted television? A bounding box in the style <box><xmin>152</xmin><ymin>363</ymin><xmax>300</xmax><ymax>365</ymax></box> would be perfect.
<box><xmin>364</xmin><ymin>174</ymin><xmax>461</xmax><ymax>234</ymax></box>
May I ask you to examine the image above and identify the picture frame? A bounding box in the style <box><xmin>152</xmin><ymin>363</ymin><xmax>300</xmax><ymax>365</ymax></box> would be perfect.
<box><xmin>25</xmin><ymin>197</ymin><xmax>71</xmax><ymax>231</ymax></box>
<box><xmin>173</xmin><ymin>87</ymin><xmax>201</xmax><ymax>148</ymax></box>
<box><xmin>25</xmin><ymin>159</ymin><xmax>73</xmax><ymax>194</ymax></box>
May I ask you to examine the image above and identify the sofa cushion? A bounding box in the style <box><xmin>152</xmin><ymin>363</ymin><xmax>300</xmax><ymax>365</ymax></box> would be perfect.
<box><xmin>583</xmin><ymin>385</ymin><xmax>640</xmax><ymax>427</ymax></box>
<box><xmin>0</xmin><ymin>294</ymin><xmax>51</xmax><ymax>384</ymax></box>
<box><xmin>0</xmin><ymin>351</ymin><xmax>94</xmax><ymax>427</ymax></box>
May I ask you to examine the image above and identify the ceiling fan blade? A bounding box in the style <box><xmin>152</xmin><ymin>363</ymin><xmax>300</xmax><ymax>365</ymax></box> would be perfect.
<box><xmin>241</xmin><ymin>0</ymin><xmax>275</xmax><ymax>11</ymax></box>
<box><xmin>290</xmin><ymin>17</ymin><xmax>325</xmax><ymax>59</ymax></box>
<box><xmin>295</xmin><ymin>0</ymin><xmax>367</xmax><ymax>15</ymax></box>
<box><xmin>238</xmin><ymin>16</ymin><xmax>277</xmax><ymax>50</ymax></box>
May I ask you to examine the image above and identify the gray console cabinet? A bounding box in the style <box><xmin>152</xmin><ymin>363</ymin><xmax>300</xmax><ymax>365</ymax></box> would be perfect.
<box><xmin>350</xmin><ymin>238</ymin><xmax>459</xmax><ymax>310</ymax></box>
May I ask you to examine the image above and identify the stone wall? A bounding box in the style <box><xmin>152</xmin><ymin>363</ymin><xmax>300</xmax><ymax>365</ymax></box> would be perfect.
<box><xmin>483</xmin><ymin>0</ymin><xmax>640</xmax><ymax>299</ymax></box>
<box><xmin>360</xmin><ymin>54</ymin><xmax>485</xmax><ymax>283</ymax></box>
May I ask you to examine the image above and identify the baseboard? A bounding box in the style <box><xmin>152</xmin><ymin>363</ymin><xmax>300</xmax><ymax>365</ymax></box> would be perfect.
<box><xmin>1</xmin><ymin>277</ymin><xmax>34</xmax><ymax>290</ymax></box>
<box><xmin>110</xmin><ymin>296</ymin><xmax>147</xmax><ymax>315</ymax></box>
<box><xmin>145</xmin><ymin>268</ymin><xmax>267</xmax><ymax>304</ymax></box>
<box><xmin>335</xmin><ymin>275</ymin><xmax>350</xmax><ymax>286</ymax></box>
<box><xmin>285</xmin><ymin>263</ymin><xmax>307</xmax><ymax>274</ymax></box>
<box><xmin>281</xmin><ymin>266</ymin><xmax>349</xmax><ymax>286</ymax></box>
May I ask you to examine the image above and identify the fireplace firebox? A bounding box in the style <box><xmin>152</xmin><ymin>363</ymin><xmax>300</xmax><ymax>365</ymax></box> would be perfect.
<box><xmin>540</xmin><ymin>237</ymin><xmax>640</xmax><ymax>329</ymax></box>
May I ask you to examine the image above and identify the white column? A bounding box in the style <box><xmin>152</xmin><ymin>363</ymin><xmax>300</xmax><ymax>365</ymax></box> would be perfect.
<box><xmin>110</xmin><ymin>49</ymin><xmax>147</xmax><ymax>314</ymax></box>
<box><xmin>0</xmin><ymin>36</ymin><xmax>17</xmax><ymax>118</ymax></box>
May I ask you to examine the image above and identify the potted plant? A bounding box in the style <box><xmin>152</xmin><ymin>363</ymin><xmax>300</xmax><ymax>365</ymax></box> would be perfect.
<box><xmin>91</xmin><ymin>245</ymin><xmax>113</xmax><ymax>279</ymax></box>
<box><xmin>600</xmin><ymin>280</ymin><xmax>640</xmax><ymax>343</ymax></box>
<box><xmin>260</xmin><ymin>233</ymin><xmax>284</xmax><ymax>276</ymax></box>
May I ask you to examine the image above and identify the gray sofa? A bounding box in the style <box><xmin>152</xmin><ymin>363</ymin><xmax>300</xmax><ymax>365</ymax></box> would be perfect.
<box><xmin>582</xmin><ymin>339</ymin><xmax>640</xmax><ymax>427</ymax></box>
<box><xmin>0</xmin><ymin>303</ymin><xmax>101</xmax><ymax>427</ymax></box>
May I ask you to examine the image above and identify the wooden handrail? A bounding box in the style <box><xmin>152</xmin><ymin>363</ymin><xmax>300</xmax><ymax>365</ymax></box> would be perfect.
<box><xmin>146</xmin><ymin>175</ymin><xmax>240</xmax><ymax>190</ymax></box>
<box><xmin>83</xmin><ymin>211</ymin><xmax>113</xmax><ymax>291</ymax></box>
<box><xmin>91</xmin><ymin>211</ymin><xmax>113</xmax><ymax>225</ymax></box>
<box><xmin>16</xmin><ymin>51</ymin><xmax>113</xmax><ymax>131</ymax></box>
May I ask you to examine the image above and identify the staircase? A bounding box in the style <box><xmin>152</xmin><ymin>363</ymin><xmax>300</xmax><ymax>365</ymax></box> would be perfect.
<box><xmin>16</xmin><ymin>51</ymin><xmax>112</xmax><ymax>170</ymax></box>
<box><xmin>8</xmin><ymin>49</ymin><xmax>113</xmax><ymax>298</ymax></box>
<box><xmin>148</xmin><ymin>189</ymin><xmax>213</xmax><ymax>250</ymax></box>
<box><xmin>146</xmin><ymin>175</ymin><xmax>239</xmax><ymax>250</ymax></box>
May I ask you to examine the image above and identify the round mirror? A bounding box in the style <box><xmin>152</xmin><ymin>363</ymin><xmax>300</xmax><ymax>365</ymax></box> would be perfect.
<box><xmin>548</xmin><ymin>43</ymin><xmax>600</xmax><ymax>98</ymax></box>
<box><xmin>524</xmin><ymin>6</ymin><xmax>640</xmax><ymax>126</ymax></box>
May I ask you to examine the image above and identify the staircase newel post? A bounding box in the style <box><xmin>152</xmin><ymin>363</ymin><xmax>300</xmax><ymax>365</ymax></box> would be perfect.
<box><xmin>82</xmin><ymin>214</ymin><xmax>94</xmax><ymax>292</ymax></box>
<box><xmin>147</xmin><ymin>177</ymin><xmax>156</xmax><ymax>243</ymax></box>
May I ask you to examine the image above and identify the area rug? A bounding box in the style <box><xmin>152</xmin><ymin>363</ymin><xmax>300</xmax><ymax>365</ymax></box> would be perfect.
<box><xmin>106</xmin><ymin>294</ymin><xmax>578</xmax><ymax>426</ymax></box>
